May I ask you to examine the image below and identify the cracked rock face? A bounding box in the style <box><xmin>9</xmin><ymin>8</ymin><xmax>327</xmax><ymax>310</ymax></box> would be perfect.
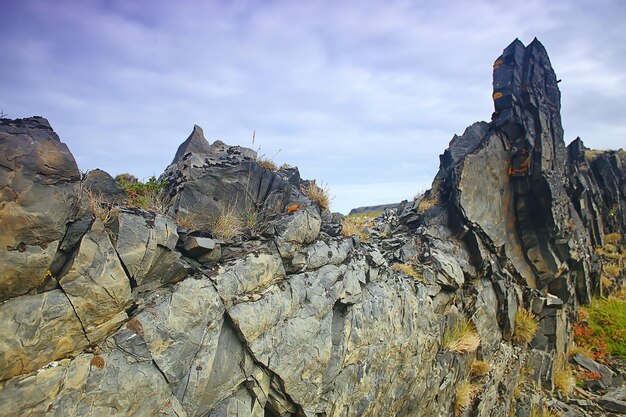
<box><xmin>1</xmin><ymin>39</ymin><xmax>626</xmax><ymax>417</ymax></box>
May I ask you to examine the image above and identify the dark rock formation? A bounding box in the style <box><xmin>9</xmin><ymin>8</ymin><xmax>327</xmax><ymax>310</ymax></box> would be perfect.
<box><xmin>0</xmin><ymin>39</ymin><xmax>625</xmax><ymax>417</ymax></box>
<box><xmin>83</xmin><ymin>168</ymin><xmax>128</xmax><ymax>204</ymax></box>
<box><xmin>0</xmin><ymin>117</ymin><xmax>81</xmax><ymax>302</ymax></box>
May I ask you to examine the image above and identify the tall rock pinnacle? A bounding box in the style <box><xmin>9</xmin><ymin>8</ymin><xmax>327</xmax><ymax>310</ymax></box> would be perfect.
<box><xmin>170</xmin><ymin>124</ymin><xmax>212</xmax><ymax>164</ymax></box>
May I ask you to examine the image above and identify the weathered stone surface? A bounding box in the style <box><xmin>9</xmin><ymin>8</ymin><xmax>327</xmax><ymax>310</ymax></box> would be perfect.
<box><xmin>0</xmin><ymin>347</ymin><xmax>187</xmax><ymax>417</ymax></box>
<box><xmin>0</xmin><ymin>240</ymin><xmax>59</xmax><ymax>300</ymax></box>
<box><xmin>82</xmin><ymin>168</ymin><xmax>128</xmax><ymax>204</ymax></box>
<box><xmin>274</xmin><ymin>206</ymin><xmax>322</xmax><ymax>258</ymax></box>
<box><xmin>133</xmin><ymin>277</ymin><xmax>224</xmax><ymax>392</ymax></box>
<box><xmin>228</xmin><ymin>260</ymin><xmax>441</xmax><ymax>416</ymax></box>
<box><xmin>0</xmin><ymin>117</ymin><xmax>80</xmax><ymax>301</ymax></box>
<box><xmin>596</xmin><ymin>386</ymin><xmax>626</xmax><ymax>414</ymax></box>
<box><xmin>0</xmin><ymin>289</ymin><xmax>89</xmax><ymax>381</ymax></box>
<box><xmin>58</xmin><ymin>219</ymin><xmax>131</xmax><ymax>342</ymax></box>
<box><xmin>290</xmin><ymin>238</ymin><xmax>354</xmax><ymax>272</ymax></box>
<box><xmin>182</xmin><ymin>236</ymin><xmax>218</xmax><ymax>257</ymax></box>
<box><xmin>572</xmin><ymin>353</ymin><xmax>616</xmax><ymax>387</ymax></box>
<box><xmin>113</xmin><ymin>210</ymin><xmax>185</xmax><ymax>292</ymax></box>
<box><xmin>211</xmin><ymin>251</ymin><xmax>285</xmax><ymax>308</ymax></box>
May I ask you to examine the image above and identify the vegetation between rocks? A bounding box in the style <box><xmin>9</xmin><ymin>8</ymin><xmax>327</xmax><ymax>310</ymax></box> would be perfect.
<box><xmin>117</xmin><ymin>175</ymin><xmax>168</xmax><ymax>212</ymax></box>
<box><xmin>513</xmin><ymin>308</ymin><xmax>539</xmax><ymax>346</ymax></box>
<box><xmin>454</xmin><ymin>380</ymin><xmax>479</xmax><ymax>416</ymax></box>
<box><xmin>444</xmin><ymin>318</ymin><xmax>481</xmax><ymax>353</ymax></box>
<box><xmin>302</xmin><ymin>182</ymin><xmax>331</xmax><ymax>211</ymax></box>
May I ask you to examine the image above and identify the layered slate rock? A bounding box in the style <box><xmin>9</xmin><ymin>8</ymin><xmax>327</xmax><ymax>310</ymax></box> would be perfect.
<box><xmin>111</xmin><ymin>209</ymin><xmax>188</xmax><ymax>294</ymax></box>
<box><xmin>0</xmin><ymin>117</ymin><xmax>80</xmax><ymax>301</ymax></box>
<box><xmin>58</xmin><ymin>219</ymin><xmax>132</xmax><ymax>342</ymax></box>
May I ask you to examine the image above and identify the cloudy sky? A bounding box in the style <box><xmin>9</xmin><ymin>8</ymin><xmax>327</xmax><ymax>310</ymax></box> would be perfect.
<box><xmin>1</xmin><ymin>0</ymin><xmax>625</xmax><ymax>213</ymax></box>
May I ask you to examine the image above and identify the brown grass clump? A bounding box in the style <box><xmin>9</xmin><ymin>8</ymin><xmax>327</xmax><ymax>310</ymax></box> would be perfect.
<box><xmin>604</xmin><ymin>232</ymin><xmax>621</xmax><ymax>244</ymax></box>
<box><xmin>257</xmin><ymin>157</ymin><xmax>277</xmax><ymax>171</ymax></box>
<box><xmin>210</xmin><ymin>208</ymin><xmax>243</xmax><ymax>240</ymax></box>
<box><xmin>531</xmin><ymin>404</ymin><xmax>560</xmax><ymax>417</ymax></box>
<box><xmin>175</xmin><ymin>213</ymin><xmax>201</xmax><ymax>231</ymax></box>
<box><xmin>553</xmin><ymin>354</ymin><xmax>575</xmax><ymax>397</ymax></box>
<box><xmin>302</xmin><ymin>182</ymin><xmax>331</xmax><ymax>211</ymax></box>
<box><xmin>568</xmin><ymin>341</ymin><xmax>594</xmax><ymax>359</ymax></box>
<box><xmin>392</xmin><ymin>262</ymin><xmax>423</xmax><ymax>282</ymax></box>
<box><xmin>513</xmin><ymin>308</ymin><xmax>539</xmax><ymax>345</ymax></box>
<box><xmin>444</xmin><ymin>319</ymin><xmax>481</xmax><ymax>353</ymax></box>
<box><xmin>604</xmin><ymin>263</ymin><xmax>621</xmax><ymax>278</ymax></box>
<box><xmin>83</xmin><ymin>188</ymin><xmax>118</xmax><ymax>224</ymax></box>
<box><xmin>341</xmin><ymin>217</ymin><xmax>369</xmax><ymax>241</ymax></box>
<box><xmin>417</xmin><ymin>195</ymin><xmax>437</xmax><ymax>213</ymax></box>
<box><xmin>454</xmin><ymin>380</ymin><xmax>479</xmax><ymax>416</ymax></box>
<box><xmin>470</xmin><ymin>359</ymin><xmax>491</xmax><ymax>378</ymax></box>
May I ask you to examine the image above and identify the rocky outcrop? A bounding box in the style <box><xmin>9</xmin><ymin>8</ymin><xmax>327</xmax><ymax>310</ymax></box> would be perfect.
<box><xmin>0</xmin><ymin>117</ymin><xmax>81</xmax><ymax>302</ymax></box>
<box><xmin>1</xmin><ymin>39</ymin><xmax>625</xmax><ymax>417</ymax></box>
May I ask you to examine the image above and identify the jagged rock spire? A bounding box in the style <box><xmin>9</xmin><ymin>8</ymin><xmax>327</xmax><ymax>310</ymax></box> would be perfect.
<box><xmin>171</xmin><ymin>124</ymin><xmax>212</xmax><ymax>164</ymax></box>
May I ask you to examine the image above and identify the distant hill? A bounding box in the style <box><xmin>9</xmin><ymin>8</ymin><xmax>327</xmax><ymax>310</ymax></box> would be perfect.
<box><xmin>348</xmin><ymin>203</ymin><xmax>399</xmax><ymax>215</ymax></box>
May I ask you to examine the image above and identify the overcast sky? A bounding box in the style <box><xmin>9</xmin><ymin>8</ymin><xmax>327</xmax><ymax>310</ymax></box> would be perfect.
<box><xmin>1</xmin><ymin>0</ymin><xmax>625</xmax><ymax>213</ymax></box>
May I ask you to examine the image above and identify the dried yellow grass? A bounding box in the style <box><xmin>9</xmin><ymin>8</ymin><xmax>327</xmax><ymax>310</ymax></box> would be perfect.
<box><xmin>513</xmin><ymin>308</ymin><xmax>539</xmax><ymax>345</ymax></box>
<box><xmin>604</xmin><ymin>263</ymin><xmax>621</xmax><ymax>278</ymax></box>
<box><xmin>211</xmin><ymin>208</ymin><xmax>243</xmax><ymax>240</ymax></box>
<box><xmin>454</xmin><ymin>380</ymin><xmax>479</xmax><ymax>416</ymax></box>
<box><xmin>417</xmin><ymin>195</ymin><xmax>437</xmax><ymax>213</ymax></box>
<box><xmin>444</xmin><ymin>319</ymin><xmax>481</xmax><ymax>353</ymax></box>
<box><xmin>604</xmin><ymin>233</ymin><xmax>621</xmax><ymax>244</ymax></box>
<box><xmin>303</xmin><ymin>182</ymin><xmax>331</xmax><ymax>211</ymax></box>
<box><xmin>531</xmin><ymin>404</ymin><xmax>561</xmax><ymax>417</ymax></box>
<box><xmin>553</xmin><ymin>355</ymin><xmax>575</xmax><ymax>397</ymax></box>
<box><xmin>568</xmin><ymin>342</ymin><xmax>594</xmax><ymax>359</ymax></box>
<box><xmin>341</xmin><ymin>217</ymin><xmax>369</xmax><ymax>241</ymax></box>
<box><xmin>470</xmin><ymin>359</ymin><xmax>491</xmax><ymax>378</ymax></box>
<box><xmin>392</xmin><ymin>262</ymin><xmax>423</xmax><ymax>282</ymax></box>
<box><xmin>83</xmin><ymin>188</ymin><xmax>118</xmax><ymax>224</ymax></box>
<box><xmin>175</xmin><ymin>213</ymin><xmax>201</xmax><ymax>231</ymax></box>
<box><xmin>257</xmin><ymin>157</ymin><xmax>277</xmax><ymax>171</ymax></box>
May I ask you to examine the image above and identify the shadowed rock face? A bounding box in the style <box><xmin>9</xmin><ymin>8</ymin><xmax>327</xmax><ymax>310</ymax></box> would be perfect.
<box><xmin>1</xmin><ymin>40</ymin><xmax>625</xmax><ymax>417</ymax></box>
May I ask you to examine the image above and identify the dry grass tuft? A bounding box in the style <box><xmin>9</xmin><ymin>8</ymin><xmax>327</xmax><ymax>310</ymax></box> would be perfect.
<box><xmin>210</xmin><ymin>208</ymin><xmax>243</xmax><ymax>240</ymax></box>
<box><xmin>531</xmin><ymin>404</ymin><xmax>561</xmax><ymax>417</ymax></box>
<box><xmin>341</xmin><ymin>217</ymin><xmax>369</xmax><ymax>241</ymax></box>
<box><xmin>175</xmin><ymin>213</ymin><xmax>202</xmax><ymax>231</ymax></box>
<box><xmin>454</xmin><ymin>380</ymin><xmax>479</xmax><ymax>416</ymax></box>
<box><xmin>470</xmin><ymin>359</ymin><xmax>491</xmax><ymax>378</ymax></box>
<box><xmin>302</xmin><ymin>182</ymin><xmax>331</xmax><ymax>211</ymax></box>
<box><xmin>83</xmin><ymin>188</ymin><xmax>118</xmax><ymax>224</ymax></box>
<box><xmin>553</xmin><ymin>354</ymin><xmax>575</xmax><ymax>397</ymax></box>
<box><xmin>444</xmin><ymin>319</ymin><xmax>481</xmax><ymax>353</ymax></box>
<box><xmin>392</xmin><ymin>262</ymin><xmax>423</xmax><ymax>282</ymax></box>
<box><xmin>604</xmin><ymin>263</ymin><xmax>621</xmax><ymax>278</ymax></box>
<box><xmin>513</xmin><ymin>308</ymin><xmax>539</xmax><ymax>345</ymax></box>
<box><xmin>568</xmin><ymin>342</ymin><xmax>594</xmax><ymax>359</ymax></box>
<box><xmin>417</xmin><ymin>194</ymin><xmax>437</xmax><ymax>213</ymax></box>
<box><xmin>257</xmin><ymin>157</ymin><xmax>277</xmax><ymax>171</ymax></box>
<box><xmin>604</xmin><ymin>232</ymin><xmax>621</xmax><ymax>244</ymax></box>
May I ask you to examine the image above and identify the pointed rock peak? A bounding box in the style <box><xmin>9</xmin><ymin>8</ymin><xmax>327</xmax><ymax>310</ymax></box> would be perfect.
<box><xmin>171</xmin><ymin>124</ymin><xmax>212</xmax><ymax>164</ymax></box>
